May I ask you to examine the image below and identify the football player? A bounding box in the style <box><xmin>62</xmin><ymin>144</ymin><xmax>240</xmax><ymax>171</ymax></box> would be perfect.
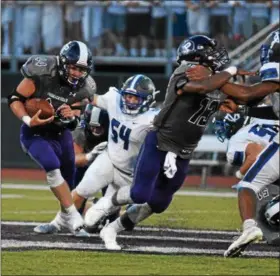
<box><xmin>185</xmin><ymin>29</ymin><xmax>280</xmax><ymax>257</ymax></box>
<box><xmin>47</xmin><ymin>74</ymin><xmax>160</xmax><ymax>237</ymax></box>
<box><xmin>98</xmin><ymin>35</ymin><xmax>252</xmax><ymax>250</ymax></box>
<box><xmin>8</xmin><ymin>41</ymin><xmax>96</xmax><ymax>235</ymax></box>
<box><xmin>33</xmin><ymin>104</ymin><xmax>119</xmax><ymax>234</ymax></box>
<box><xmin>214</xmin><ymin>110</ymin><xmax>279</xmax><ymax>179</ymax></box>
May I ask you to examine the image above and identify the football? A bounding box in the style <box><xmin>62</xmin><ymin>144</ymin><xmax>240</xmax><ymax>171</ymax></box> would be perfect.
<box><xmin>25</xmin><ymin>98</ymin><xmax>55</xmax><ymax>119</ymax></box>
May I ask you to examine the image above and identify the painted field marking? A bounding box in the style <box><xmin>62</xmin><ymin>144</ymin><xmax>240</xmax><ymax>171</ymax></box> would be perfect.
<box><xmin>0</xmin><ymin>221</ymin><xmax>244</xmax><ymax>235</ymax></box>
<box><xmin>1</xmin><ymin>184</ymin><xmax>237</xmax><ymax>198</ymax></box>
<box><xmin>2</xmin><ymin>239</ymin><xmax>278</xmax><ymax>258</ymax></box>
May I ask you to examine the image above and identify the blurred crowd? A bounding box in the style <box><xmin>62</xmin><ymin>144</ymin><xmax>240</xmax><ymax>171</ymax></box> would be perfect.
<box><xmin>1</xmin><ymin>0</ymin><xmax>279</xmax><ymax>58</ymax></box>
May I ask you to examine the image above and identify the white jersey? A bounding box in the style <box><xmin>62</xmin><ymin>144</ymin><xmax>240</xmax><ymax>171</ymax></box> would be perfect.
<box><xmin>227</xmin><ymin>117</ymin><xmax>279</xmax><ymax>166</ymax></box>
<box><xmin>96</xmin><ymin>87</ymin><xmax>159</xmax><ymax>174</ymax></box>
<box><xmin>260</xmin><ymin>62</ymin><xmax>280</xmax><ymax>118</ymax></box>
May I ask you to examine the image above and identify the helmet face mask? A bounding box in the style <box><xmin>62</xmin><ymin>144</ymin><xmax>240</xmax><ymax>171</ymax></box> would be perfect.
<box><xmin>59</xmin><ymin>41</ymin><xmax>93</xmax><ymax>88</ymax></box>
<box><xmin>177</xmin><ymin>35</ymin><xmax>230</xmax><ymax>71</ymax></box>
<box><xmin>213</xmin><ymin>113</ymin><xmax>245</xmax><ymax>142</ymax></box>
<box><xmin>83</xmin><ymin>104</ymin><xmax>109</xmax><ymax>138</ymax></box>
<box><xmin>120</xmin><ymin>74</ymin><xmax>157</xmax><ymax>115</ymax></box>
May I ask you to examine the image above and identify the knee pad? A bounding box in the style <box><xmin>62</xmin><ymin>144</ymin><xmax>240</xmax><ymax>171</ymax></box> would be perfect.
<box><xmin>46</xmin><ymin>169</ymin><xmax>64</xmax><ymax>188</ymax></box>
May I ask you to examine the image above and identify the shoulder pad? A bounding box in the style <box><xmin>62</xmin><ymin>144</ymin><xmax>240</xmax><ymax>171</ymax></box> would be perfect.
<box><xmin>173</xmin><ymin>62</ymin><xmax>195</xmax><ymax>76</ymax></box>
<box><xmin>21</xmin><ymin>55</ymin><xmax>58</xmax><ymax>79</ymax></box>
<box><xmin>81</xmin><ymin>76</ymin><xmax>97</xmax><ymax>101</ymax></box>
<box><xmin>260</xmin><ymin>62</ymin><xmax>280</xmax><ymax>83</ymax></box>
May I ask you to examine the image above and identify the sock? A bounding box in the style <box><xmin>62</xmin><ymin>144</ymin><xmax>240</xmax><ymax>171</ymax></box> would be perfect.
<box><xmin>65</xmin><ymin>204</ymin><xmax>78</xmax><ymax>215</ymax></box>
<box><xmin>243</xmin><ymin>219</ymin><xmax>256</xmax><ymax>230</ymax></box>
<box><xmin>109</xmin><ymin>217</ymin><xmax>125</xmax><ymax>233</ymax></box>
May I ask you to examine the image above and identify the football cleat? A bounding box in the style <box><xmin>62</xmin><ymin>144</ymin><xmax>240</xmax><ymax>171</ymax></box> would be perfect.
<box><xmin>100</xmin><ymin>224</ymin><xmax>121</xmax><ymax>250</ymax></box>
<box><xmin>224</xmin><ymin>226</ymin><xmax>263</xmax><ymax>257</ymax></box>
<box><xmin>34</xmin><ymin>223</ymin><xmax>60</xmax><ymax>234</ymax></box>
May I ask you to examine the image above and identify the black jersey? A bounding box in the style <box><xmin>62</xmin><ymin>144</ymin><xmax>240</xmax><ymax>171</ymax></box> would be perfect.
<box><xmin>153</xmin><ymin>62</ymin><xmax>222</xmax><ymax>159</ymax></box>
<box><xmin>21</xmin><ymin>55</ymin><xmax>96</xmax><ymax>133</ymax></box>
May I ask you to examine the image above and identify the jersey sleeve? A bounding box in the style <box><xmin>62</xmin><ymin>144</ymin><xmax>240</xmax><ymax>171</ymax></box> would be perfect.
<box><xmin>259</xmin><ymin>62</ymin><xmax>280</xmax><ymax>83</ymax></box>
<box><xmin>20</xmin><ymin>55</ymin><xmax>57</xmax><ymax>80</ymax></box>
<box><xmin>96</xmin><ymin>87</ymin><xmax>118</xmax><ymax>111</ymax></box>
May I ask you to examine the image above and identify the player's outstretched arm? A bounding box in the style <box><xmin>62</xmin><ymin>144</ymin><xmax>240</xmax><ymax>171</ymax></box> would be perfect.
<box><xmin>178</xmin><ymin>66</ymin><xmax>238</xmax><ymax>95</ymax></box>
<box><xmin>220</xmin><ymin>81</ymin><xmax>280</xmax><ymax>103</ymax></box>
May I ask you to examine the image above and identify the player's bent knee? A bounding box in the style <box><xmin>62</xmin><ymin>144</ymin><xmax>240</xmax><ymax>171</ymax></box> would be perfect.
<box><xmin>46</xmin><ymin>169</ymin><xmax>64</xmax><ymax>188</ymax></box>
<box><xmin>130</xmin><ymin>189</ymin><xmax>148</xmax><ymax>204</ymax></box>
<box><xmin>234</xmin><ymin>181</ymin><xmax>262</xmax><ymax>194</ymax></box>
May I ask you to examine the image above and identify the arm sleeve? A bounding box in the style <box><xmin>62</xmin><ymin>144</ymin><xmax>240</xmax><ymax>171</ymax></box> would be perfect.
<box><xmin>259</xmin><ymin>62</ymin><xmax>280</xmax><ymax>83</ymax></box>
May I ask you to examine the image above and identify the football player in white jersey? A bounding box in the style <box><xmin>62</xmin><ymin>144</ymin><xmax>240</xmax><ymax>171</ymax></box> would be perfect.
<box><xmin>185</xmin><ymin>29</ymin><xmax>280</xmax><ymax>257</ymax></box>
<box><xmin>214</xmin><ymin>111</ymin><xmax>279</xmax><ymax>180</ymax></box>
<box><xmin>75</xmin><ymin>74</ymin><xmax>160</xmax><ymax>230</ymax></box>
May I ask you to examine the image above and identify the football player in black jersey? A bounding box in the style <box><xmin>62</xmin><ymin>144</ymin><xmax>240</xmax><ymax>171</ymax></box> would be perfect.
<box><xmin>97</xmin><ymin>35</ymin><xmax>252</xmax><ymax>250</ymax></box>
<box><xmin>8</xmin><ymin>41</ymin><xmax>96</xmax><ymax>235</ymax></box>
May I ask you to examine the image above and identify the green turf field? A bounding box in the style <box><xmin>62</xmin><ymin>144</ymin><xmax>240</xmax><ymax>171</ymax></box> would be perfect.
<box><xmin>2</xmin><ymin>183</ymin><xmax>278</xmax><ymax>275</ymax></box>
<box><xmin>2</xmin><ymin>251</ymin><xmax>278</xmax><ymax>275</ymax></box>
<box><xmin>2</xmin><ymin>187</ymin><xmax>240</xmax><ymax>229</ymax></box>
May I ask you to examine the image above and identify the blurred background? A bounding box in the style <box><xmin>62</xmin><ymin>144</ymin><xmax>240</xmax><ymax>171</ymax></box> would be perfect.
<box><xmin>1</xmin><ymin>0</ymin><xmax>279</xmax><ymax>188</ymax></box>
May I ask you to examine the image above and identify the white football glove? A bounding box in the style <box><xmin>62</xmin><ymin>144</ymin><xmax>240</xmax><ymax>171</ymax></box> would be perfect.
<box><xmin>85</xmin><ymin>142</ymin><xmax>108</xmax><ymax>162</ymax></box>
<box><xmin>163</xmin><ymin>152</ymin><xmax>177</xmax><ymax>179</ymax></box>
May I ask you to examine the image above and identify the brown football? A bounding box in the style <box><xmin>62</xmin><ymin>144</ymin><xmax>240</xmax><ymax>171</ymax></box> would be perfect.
<box><xmin>25</xmin><ymin>98</ymin><xmax>55</xmax><ymax>119</ymax></box>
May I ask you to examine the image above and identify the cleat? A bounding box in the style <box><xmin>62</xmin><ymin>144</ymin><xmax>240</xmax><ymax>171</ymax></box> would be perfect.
<box><xmin>33</xmin><ymin>223</ymin><xmax>60</xmax><ymax>234</ymax></box>
<box><xmin>33</xmin><ymin>212</ymin><xmax>63</xmax><ymax>234</ymax></box>
<box><xmin>85</xmin><ymin>206</ymin><xmax>106</xmax><ymax>228</ymax></box>
<box><xmin>224</xmin><ymin>226</ymin><xmax>263</xmax><ymax>257</ymax></box>
<box><xmin>100</xmin><ymin>224</ymin><xmax>121</xmax><ymax>250</ymax></box>
<box><xmin>74</xmin><ymin>228</ymin><xmax>90</xmax><ymax>237</ymax></box>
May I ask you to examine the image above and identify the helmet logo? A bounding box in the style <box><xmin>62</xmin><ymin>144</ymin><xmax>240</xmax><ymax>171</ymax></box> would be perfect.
<box><xmin>180</xmin><ymin>41</ymin><xmax>195</xmax><ymax>54</ymax></box>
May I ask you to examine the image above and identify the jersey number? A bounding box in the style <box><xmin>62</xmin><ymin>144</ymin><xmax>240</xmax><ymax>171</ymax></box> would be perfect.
<box><xmin>111</xmin><ymin>118</ymin><xmax>131</xmax><ymax>150</ymax></box>
<box><xmin>189</xmin><ymin>98</ymin><xmax>219</xmax><ymax>127</ymax></box>
<box><xmin>249</xmin><ymin>124</ymin><xmax>278</xmax><ymax>142</ymax></box>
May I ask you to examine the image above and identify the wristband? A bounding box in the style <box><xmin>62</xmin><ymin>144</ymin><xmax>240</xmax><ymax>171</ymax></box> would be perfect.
<box><xmin>235</xmin><ymin>170</ymin><xmax>244</xmax><ymax>180</ymax></box>
<box><xmin>223</xmin><ymin>66</ymin><xmax>237</xmax><ymax>76</ymax></box>
<box><xmin>22</xmin><ymin>115</ymin><xmax>31</xmax><ymax>127</ymax></box>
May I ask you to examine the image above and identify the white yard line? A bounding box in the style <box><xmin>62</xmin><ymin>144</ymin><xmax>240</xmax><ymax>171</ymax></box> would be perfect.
<box><xmin>1</xmin><ymin>221</ymin><xmax>239</xmax><ymax>235</ymax></box>
<box><xmin>1</xmin><ymin>183</ymin><xmax>237</xmax><ymax>197</ymax></box>
<box><xmin>2</xmin><ymin>239</ymin><xmax>278</xmax><ymax>258</ymax></box>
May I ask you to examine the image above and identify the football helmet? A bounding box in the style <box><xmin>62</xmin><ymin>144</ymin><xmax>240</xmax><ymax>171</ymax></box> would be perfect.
<box><xmin>264</xmin><ymin>195</ymin><xmax>279</xmax><ymax>227</ymax></box>
<box><xmin>260</xmin><ymin>29</ymin><xmax>280</xmax><ymax>65</ymax></box>
<box><xmin>120</xmin><ymin>74</ymin><xmax>158</xmax><ymax>115</ymax></box>
<box><xmin>213</xmin><ymin>112</ymin><xmax>245</xmax><ymax>142</ymax></box>
<box><xmin>83</xmin><ymin>104</ymin><xmax>109</xmax><ymax>138</ymax></box>
<box><xmin>59</xmin><ymin>41</ymin><xmax>93</xmax><ymax>88</ymax></box>
<box><xmin>176</xmin><ymin>35</ymin><xmax>230</xmax><ymax>71</ymax></box>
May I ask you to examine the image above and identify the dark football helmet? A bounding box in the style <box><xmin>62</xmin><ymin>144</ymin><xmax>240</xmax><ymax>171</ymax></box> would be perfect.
<box><xmin>83</xmin><ymin>104</ymin><xmax>109</xmax><ymax>139</ymax></box>
<box><xmin>264</xmin><ymin>195</ymin><xmax>279</xmax><ymax>227</ymax></box>
<box><xmin>213</xmin><ymin>112</ymin><xmax>245</xmax><ymax>142</ymax></box>
<box><xmin>59</xmin><ymin>41</ymin><xmax>93</xmax><ymax>88</ymax></box>
<box><xmin>120</xmin><ymin>74</ymin><xmax>158</xmax><ymax>115</ymax></box>
<box><xmin>260</xmin><ymin>29</ymin><xmax>280</xmax><ymax>65</ymax></box>
<box><xmin>176</xmin><ymin>35</ymin><xmax>230</xmax><ymax>71</ymax></box>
